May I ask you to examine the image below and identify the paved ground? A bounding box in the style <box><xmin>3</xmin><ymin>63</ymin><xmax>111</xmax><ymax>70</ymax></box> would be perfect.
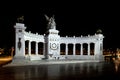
<box><xmin>3</xmin><ymin>58</ymin><xmax>101</xmax><ymax>67</ymax></box>
<box><xmin>1</xmin><ymin>61</ymin><xmax>119</xmax><ymax>80</ymax></box>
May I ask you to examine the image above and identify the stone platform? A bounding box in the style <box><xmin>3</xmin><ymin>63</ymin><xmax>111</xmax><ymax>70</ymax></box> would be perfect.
<box><xmin>3</xmin><ymin>58</ymin><xmax>102</xmax><ymax>67</ymax></box>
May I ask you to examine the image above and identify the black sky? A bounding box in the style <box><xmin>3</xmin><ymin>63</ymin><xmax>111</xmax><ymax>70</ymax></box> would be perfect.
<box><xmin>0</xmin><ymin>1</ymin><xmax>120</xmax><ymax>49</ymax></box>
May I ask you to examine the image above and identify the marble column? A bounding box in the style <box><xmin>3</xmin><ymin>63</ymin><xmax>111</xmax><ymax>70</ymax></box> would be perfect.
<box><xmin>66</xmin><ymin>44</ymin><xmax>68</xmax><ymax>55</ymax></box>
<box><xmin>28</xmin><ymin>41</ymin><xmax>31</xmax><ymax>56</ymax></box>
<box><xmin>73</xmin><ymin>43</ymin><xmax>75</xmax><ymax>55</ymax></box>
<box><xmin>88</xmin><ymin>43</ymin><xmax>90</xmax><ymax>55</ymax></box>
<box><xmin>81</xmin><ymin>43</ymin><xmax>83</xmax><ymax>55</ymax></box>
<box><xmin>35</xmin><ymin>42</ymin><xmax>38</xmax><ymax>55</ymax></box>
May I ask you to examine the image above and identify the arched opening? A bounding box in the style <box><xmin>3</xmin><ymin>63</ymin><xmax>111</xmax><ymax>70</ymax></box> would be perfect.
<box><xmin>25</xmin><ymin>40</ymin><xmax>29</xmax><ymax>55</ymax></box>
<box><xmin>60</xmin><ymin>43</ymin><xmax>66</xmax><ymax>55</ymax></box>
<box><xmin>38</xmin><ymin>42</ymin><xmax>43</xmax><ymax>55</ymax></box>
<box><xmin>68</xmin><ymin>44</ymin><xmax>73</xmax><ymax>55</ymax></box>
<box><xmin>90</xmin><ymin>43</ymin><xmax>95</xmax><ymax>55</ymax></box>
<box><xmin>31</xmin><ymin>41</ymin><xmax>35</xmax><ymax>55</ymax></box>
<box><xmin>76</xmin><ymin>43</ymin><xmax>80</xmax><ymax>55</ymax></box>
<box><xmin>83</xmin><ymin>43</ymin><xmax>88</xmax><ymax>55</ymax></box>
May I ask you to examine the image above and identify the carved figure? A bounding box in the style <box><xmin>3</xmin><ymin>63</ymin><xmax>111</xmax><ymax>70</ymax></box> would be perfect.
<box><xmin>45</xmin><ymin>15</ymin><xmax>56</xmax><ymax>29</ymax></box>
<box><xmin>17</xmin><ymin>16</ymin><xmax>24</xmax><ymax>23</ymax></box>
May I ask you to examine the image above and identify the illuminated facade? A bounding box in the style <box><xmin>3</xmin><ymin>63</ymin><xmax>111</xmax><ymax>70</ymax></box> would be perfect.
<box><xmin>14</xmin><ymin>16</ymin><xmax>104</xmax><ymax>61</ymax></box>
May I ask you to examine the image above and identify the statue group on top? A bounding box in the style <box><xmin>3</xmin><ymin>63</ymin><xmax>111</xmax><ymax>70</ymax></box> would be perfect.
<box><xmin>45</xmin><ymin>15</ymin><xmax>56</xmax><ymax>30</ymax></box>
<box><xmin>17</xmin><ymin>16</ymin><xmax>24</xmax><ymax>23</ymax></box>
<box><xmin>17</xmin><ymin>15</ymin><xmax>56</xmax><ymax>30</ymax></box>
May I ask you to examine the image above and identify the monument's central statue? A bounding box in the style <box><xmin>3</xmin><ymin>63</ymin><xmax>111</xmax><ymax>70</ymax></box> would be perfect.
<box><xmin>45</xmin><ymin>15</ymin><xmax>56</xmax><ymax>30</ymax></box>
<box><xmin>17</xmin><ymin>16</ymin><xmax>24</xmax><ymax>23</ymax></box>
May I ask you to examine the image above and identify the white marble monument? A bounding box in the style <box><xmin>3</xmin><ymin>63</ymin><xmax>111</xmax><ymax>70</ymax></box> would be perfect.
<box><xmin>14</xmin><ymin>15</ymin><xmax>104</xmax><ymax>61</ymax></box>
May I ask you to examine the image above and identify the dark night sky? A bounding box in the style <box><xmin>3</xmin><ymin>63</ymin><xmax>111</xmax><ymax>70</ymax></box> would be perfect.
<box><xmin>0</xmin><ymin>1</ymin><xmax>120</xmax><ymax>49</ymax></box>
